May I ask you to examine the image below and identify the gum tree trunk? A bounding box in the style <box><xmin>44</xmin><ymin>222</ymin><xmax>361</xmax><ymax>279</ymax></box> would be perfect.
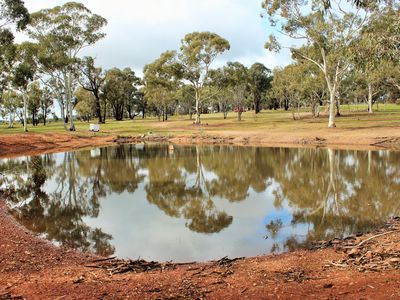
<box><xmin>67</xmin><ymin>72</ymin><xmax>75</xmax><ymax>131</ymax></box>
<box><xmin>368</xmin><ymin>83</ymin><xmax>373</xmax><ymax>114</ymax></box>
<box><xmin>328</xmin><ymin>86</ymin><xmax>337</xmax><ymax>128</ymax></box>
<box><xmin>195</xmin><ymin>89</ymin><xmax>201</xmax><ymax>124</ymax></box>
<box><xmin>23</xmin><ymin>93</ymin><xmax>28</xmax><ymax>132</ymax></box>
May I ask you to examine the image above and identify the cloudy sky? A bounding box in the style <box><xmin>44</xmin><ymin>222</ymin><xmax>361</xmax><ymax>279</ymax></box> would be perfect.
<box><xmin>21</xmin><ymin>0</ymin><xmax>293</xmax><ymax>74</ymax></box>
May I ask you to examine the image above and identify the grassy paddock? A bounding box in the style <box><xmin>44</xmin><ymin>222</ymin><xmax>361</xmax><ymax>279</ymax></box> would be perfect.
<box><xmin>1</xmin><ymin>104</ymin><xmax>399</xmax><ymax>136</ymax></box>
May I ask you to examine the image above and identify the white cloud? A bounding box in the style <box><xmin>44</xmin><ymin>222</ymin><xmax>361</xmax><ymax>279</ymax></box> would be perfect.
<box><xmin>21</xmin><ymin>0</ymin><xmax>294</xmax><ymax>73</ymax></box>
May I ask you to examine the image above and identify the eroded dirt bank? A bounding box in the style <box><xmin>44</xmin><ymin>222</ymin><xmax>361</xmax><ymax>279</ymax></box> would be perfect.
<box><xmin>0</xmin><ymin>133</ymin><xmax>115</xmax><ymax>158</ymax></box>
<box><xmin>1</xmin><ymin>127</ymin><xmax>400</xmax><ymax>159</ymax></box>
<box><xmin>1</xmin><ymin>199</ymin><xmax>400</xmax><ymax>299</ymax></box>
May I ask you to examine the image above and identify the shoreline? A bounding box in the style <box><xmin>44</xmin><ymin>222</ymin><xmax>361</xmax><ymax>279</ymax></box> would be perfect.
<box><xmin>0</xmin><ymin>130</ymin><xmax>400</xmax><ymax>159</ymax></box>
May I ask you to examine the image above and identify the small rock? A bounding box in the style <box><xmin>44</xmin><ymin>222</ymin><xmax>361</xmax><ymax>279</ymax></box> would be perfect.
<box><xmin>323</xmin><ymin>283</ymin><xmax>333</xmax><ymax>289</ymax></box>
<box><xmin>73</xmin><ymin>276</ymin><xmax>85</xmax><ymax>284</ymax></box>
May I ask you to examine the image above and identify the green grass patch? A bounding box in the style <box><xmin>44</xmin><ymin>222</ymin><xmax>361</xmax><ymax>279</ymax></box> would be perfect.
<box><xmin>1</xmin><ymin>105</ymin><xmax>399</xmax><ymax>136</ymax></box>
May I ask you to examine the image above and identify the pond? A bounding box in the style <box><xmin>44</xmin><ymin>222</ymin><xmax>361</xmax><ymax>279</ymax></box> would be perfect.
<box><xmin>0</xmin><ymin>144</ymin><xmax>399</xmax><ymax>262</ymax></box>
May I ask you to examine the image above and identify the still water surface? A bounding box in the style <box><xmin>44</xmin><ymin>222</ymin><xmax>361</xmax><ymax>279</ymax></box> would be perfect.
<box><xmin>0</xmin><ymin>144</ymin><xmax>399</xmax><ymax>262</ymax></box>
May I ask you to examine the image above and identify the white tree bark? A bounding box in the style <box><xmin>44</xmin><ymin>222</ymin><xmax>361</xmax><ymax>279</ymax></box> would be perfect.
<box><xmin>195</xmin><ymin>89</ymin><xmax>201</xmax><ymax>124</ymax></box>
<box><xmin>8</xmin><ymin>111</ymin><xmax>14</xmax><ymax>128</ymax></box>
<box><xmin>23</xmin><ymin>93</ymin><xmax>28</xmax><ymax>132</ymax></box>
<box><xmin>368</xmin><ymin>83</ymin><xmax>373</xmax><ymax>114</ymax></box>
<box><xmin>327</xmin><ymin>85</ymin><xmax>337</xmax><ymax>128</ymax></box>
<box><xmin>67</xmin><ymin>72</ymin><xmax>75</xmax><ymax>131</ymax></box>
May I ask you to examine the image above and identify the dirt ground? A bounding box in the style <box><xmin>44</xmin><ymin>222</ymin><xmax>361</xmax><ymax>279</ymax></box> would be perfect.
<box><xmin>1</xmin><ymin>130</ymin><xmax>400</xmax><ymax>299</ymax></box>
<box><xmin>0</xmin><ymin>133</ymin><xmax>114</xmax><ymax>158</ymax></box>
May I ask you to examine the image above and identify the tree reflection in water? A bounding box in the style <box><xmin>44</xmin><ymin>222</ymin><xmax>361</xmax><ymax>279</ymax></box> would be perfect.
<box><xmin>267</xmin><ymin>148</ymin><xmax>400</xmax><ymax>251</ymax></box>
<box><xmin>144</xmin><ymin>146</ymin><xmax>233</xmax><ymax>233</ymax></box>
<box><xmin>0</xmin><ymin>144</ymin><xmax>399</xmax><ymax>257</ymax></box>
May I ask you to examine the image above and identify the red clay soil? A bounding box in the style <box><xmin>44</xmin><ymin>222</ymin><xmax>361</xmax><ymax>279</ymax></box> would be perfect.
<box><xmin>1</xmin><ymin>132</ymin><xmax>400</xmax><ymax>299</ymax></box>
<box><xmin>0</xmin><ymin>133</ymin><xmax>114</xmax><ymax>158</ymax></box>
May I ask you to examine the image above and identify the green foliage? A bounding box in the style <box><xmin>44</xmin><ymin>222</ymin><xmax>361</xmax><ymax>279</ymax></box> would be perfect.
<box><xmin>79</xmin><ymin>56</ymin><xmax>106</xmax><ymax>123</ymax></box>
<box><xmin>248</xmin><ymin>63</ymin><xmax>272</xmax><ymax>113</ymax></box>
<box><xmin>27</xmin><ymin>2</ymin><xmax>108</xmax><ymax>130</ymax></box>
<box><xmin>175</xmin><ymin>84</ymin><xmax>196</xmax><ymax>117</ymax></box>
<box><xmin>179</xmin><ymin>32</ymin><xmax>230</xmax><ymax>82</ymax></box>
<box><xmin>179</xmin><ymin>31</ymin><xmax>230</xmax><ymax>124</ymax></box>
<box><xmin>28</xmin><ymin>2</ymin><xmax>107</xmax><ymax>53</ymax></box>
<box><xmin>12</xmin><ymin>42</ymin><xmax>38</xmax><ymax>90</ymax></box>
<box><xmin>262</xmin><ymin>0</ymin><xmax>380</xmax><ymax>127</ymax></box>
<box><xmin>222</xmin><ymin>62</ymin><xmax>250</xmax><ymax>121</ymax></box>
<box><xmin>27</xmin><ymin>82</ymin><xmax>42</xmax><ymax>126</ymax></box>
<box><xmin>0</xmin><ymin>0</ymin><xmax>30</xmax><ymax>80</ymax></box>
<box><xmin>75</xmin><ymin>87</ymin><xmax>95</xmax><ymax>121</ymax></box>
<box><xmin>103</xmin><ymin>68</ymin><xmax>140</xmax><ymax>121</ymax></box>
<box><xmin>0</xmin><ymin>0</ymin><xmax>30</xmax><ymax>31</ymax></box>
<box><xmin>143</xmin><ymin>51</ymin><xmax>181</xmax><ymax>121</ymax></box>
<box><xmin>0</xmin><ymin>89</ymin><xmax>21</xmax><ymax>127</ymax></box>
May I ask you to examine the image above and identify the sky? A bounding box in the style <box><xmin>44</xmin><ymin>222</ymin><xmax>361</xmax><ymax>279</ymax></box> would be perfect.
<box><xmin>20</xmin><ymin>0</ymin><xmax>293</xmax><ymax>75</ymax></box>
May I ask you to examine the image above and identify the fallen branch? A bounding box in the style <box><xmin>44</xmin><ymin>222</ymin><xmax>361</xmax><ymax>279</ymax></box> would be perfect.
<box><xmin>89</xmin><ymin>256</ymin><xmax>116</xmax><ymax>263</ymax></box>
<box><xmin>356</xmin><ymin>230</ymin><xmax>398</xmax><ymax>248</ymax></box>
<box><xmin>86</xmin><ymin>258</ymin><xmax>175</xmax><ymax>275</ymax></box>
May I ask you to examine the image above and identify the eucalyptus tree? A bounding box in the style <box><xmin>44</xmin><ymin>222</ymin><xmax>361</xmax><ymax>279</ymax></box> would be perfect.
<box><xmin>175</xmin><ymin>84</ymin><xmax>196</xmax><ymax>119</ymax></box>
<box><xmin>248</xmin><ymin>63</ymin><xmax>272</xmax><ymax>113</ymax></box>
<box><xmin>385</xmin><ymin>67</ymin><xmax>400</xmax><ymax>96</ymax></box>
<box><xmin>354</xmin><ymin>43</ymin><xmax>379</xmax><ymax>114</ymax></box>
<box><xmin>208</xmin><ymin>68</ymin><xmax>231</xmax><ymax>119</ymax></box>
<box><xmin>79</xmin><ymin>56</ymin><xmax>106</xmax><ymax>123</ymax></box>
<box><xmin>0</xmin><ymin>0</ymin><xmax>29</xmax><ymax>89</ymax></box>
<box><xmin>364</xmin><ymin>2</ymin><xmax>400</xmax><ymax>93</ymax></box>
<box><xmin>27</xmin><ymin>2</ymin><xmax>107</xmax><ymax>131</ymax></box>
<box><xmin>353</xmin><ymin>5</ymin><xmax>397</xmax><ymax>113</ymax></box>
<box><xmin>12</xmin><ymin>42</ymin><xmax>38</xmax><ymax>132</ymax></box>
<box><xmin>223</xmin><ymin>62</ymin><xmax>250</xmax><ymax>121</ymax></box>
<box><xmin>270</xmin><ymin>65</ymin><xmax>300</xmax><ymax>113</ymax></box>
<box><xmin>143</xmin><ymin>51</ymin><xmax>182</xmax><ymax>121</ymax></box>
<box><xmin>178</xmin><ymin>32</ymin><xmax>230</xmax><ymax>124</ymax></box>
<box><xmin>38</xmin><ymin>86</ymin><xmax>53</xmax><ymax>126</ymax></box>
<box><xmin>262</xmin><ymin>0</ymin><xmax>377</xmax><ymax>127</ymax></box>
<box><xmin>103</xmin><ymin>68</ymin><xmax>138</xmax><ymax>121</ymax></box>
<box><xmin>125</xmin><ymin>76</ymin><xmax>142</xmax><ymax>120</ymax></box>
<box><xmin>136</xmin><ymin>87</ymin><xmax>147</xmax><ymax>119</ymax></box>
<box><xmin>0</xmin><ymin>0</ymin><xmax>29</xmax><ymax>31</ymax></box>
<box><xmin>272</xmin><ymin>61</ymin><xmax>327</xmax><ymax>118</ymax></box>
<box><xmin>0</xmin><ymin>90</ymin><xmax>21</xmax><ymax>128</ymax></box>
<box><xmin>299</xmin><ymin>62</ymin><xmax>327</xmax><ymax>117</ymax></box>
<box><xmin>74</xmin><ymin>87</ymin><xmax>95</xmax><ymax>121</ymax></box>
<box><xmin>27</xmin><ymin>81</ymin><xmax>41</xmax><ymax>126</ymax></box>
